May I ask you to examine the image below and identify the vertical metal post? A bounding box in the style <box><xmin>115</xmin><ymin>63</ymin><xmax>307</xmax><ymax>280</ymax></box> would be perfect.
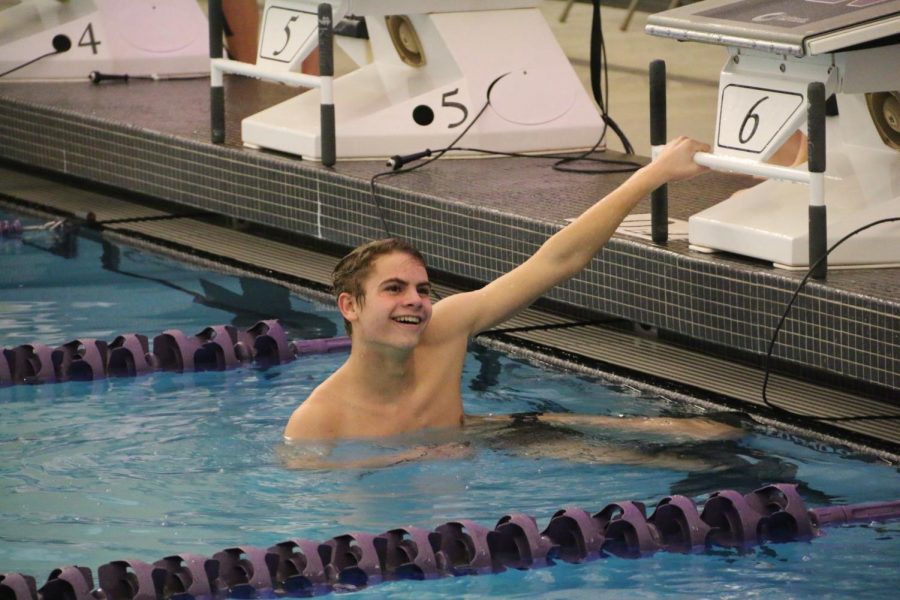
<box><xmin>807</xmin><ymin>82</ymin><xmax>827</xmax><ymax>279</ymax></box>
<box><xmin>649</xmin><ymin>59</ymin><xmax>668</xmax><ymax>244</ymax></box>
<box><xmin>209</xmin><ymin>0</ymin><xmax>225</xmax><ymax>144</ymax></box>
<box><xmin>318</xmin><ymin>3</ymin><xmax>336</xmax><ymax>167</ymax></box>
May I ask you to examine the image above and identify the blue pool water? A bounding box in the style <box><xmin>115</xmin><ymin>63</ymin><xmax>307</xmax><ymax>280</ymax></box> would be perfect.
<box><xmin>1</xmin><ymin>213</ymin><xmax>899</xmax><ymax>598</ymax></box>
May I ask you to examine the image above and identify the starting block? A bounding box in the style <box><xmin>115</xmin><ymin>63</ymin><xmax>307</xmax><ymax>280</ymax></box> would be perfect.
<box><xmin>647</xmin><ymin>0</ymin><xmax>900</xmax><ymax>270</ymax></box>
<box><xmin>219</xmin><ymin>0</ymin><xmax>605</xmax><ymax>161</ymax></box>
<box><xmin>0</xmin><ymin>0</ymin><xmax>209</xmax><ymax>81</ymax></box>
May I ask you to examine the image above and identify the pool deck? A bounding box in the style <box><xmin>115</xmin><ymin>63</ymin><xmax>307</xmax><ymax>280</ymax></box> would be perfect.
<box><xmin>0</xmin><ymin>3</ymin><xmax>898</xmax><ymax>457</ymax></box>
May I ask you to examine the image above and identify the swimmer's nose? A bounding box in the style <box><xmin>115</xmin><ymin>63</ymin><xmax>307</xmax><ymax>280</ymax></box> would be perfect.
<box><xmin>402</xmin><ymin>287</ymin><xmax>424</xmax><ymax>306</ymax></box>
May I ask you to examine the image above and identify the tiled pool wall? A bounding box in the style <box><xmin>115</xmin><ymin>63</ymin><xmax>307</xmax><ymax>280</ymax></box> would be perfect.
<box><xmin>0</xmin><ymin>96</ymin><xmax>896</xmax><ymax>394</ymax></box>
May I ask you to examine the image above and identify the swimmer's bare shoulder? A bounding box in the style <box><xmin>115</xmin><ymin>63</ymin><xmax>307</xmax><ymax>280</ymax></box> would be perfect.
<box><xmin>284</xmin><ymin>380</ymin><xmax>343</xmax><ymax>441</ymax></box>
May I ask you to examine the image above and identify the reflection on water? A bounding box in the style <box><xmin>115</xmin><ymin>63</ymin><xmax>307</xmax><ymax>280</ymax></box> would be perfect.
<box><xmin>100</xmin><ymin>236</ymin><xmax>337</xmax><ymax>339</ymax></box>
<box><xmin>469</xmin><ymin>343</ymin><xmax>502</xmax><ymax>391</ymax></box>
<box><xmin>0</xmin><ymin>217</ymin><xmax>338</xmax><ymax>343</ymax></box>
<box><xmin>197</xmin><ymin>276</ymin><xmax>336</xmax><ymax>338</ymax></box>
<box><xmin>1</xmin><ymin>210</ymin><xmax>899</xmax><ymax>596</ymax></box>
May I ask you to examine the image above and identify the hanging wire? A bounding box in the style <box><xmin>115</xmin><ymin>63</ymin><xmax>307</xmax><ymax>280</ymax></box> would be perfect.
<box><xmin>761</xmin><ymin>217</ymin><xmax>900</xmax><ymax>423</ymax></box>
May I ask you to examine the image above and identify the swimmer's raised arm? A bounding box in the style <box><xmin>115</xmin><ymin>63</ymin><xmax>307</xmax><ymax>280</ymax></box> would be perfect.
<box><xmin>432</xmin><ymin>137</ymin><xmax>709</xmax><ymax>336</ymax></box>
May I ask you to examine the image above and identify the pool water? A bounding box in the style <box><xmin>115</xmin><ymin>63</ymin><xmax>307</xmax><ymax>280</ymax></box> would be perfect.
<box><xmin>1</xmin><ymin>213</ymin><xmax>899</xmax><ymax>598</ymax></box>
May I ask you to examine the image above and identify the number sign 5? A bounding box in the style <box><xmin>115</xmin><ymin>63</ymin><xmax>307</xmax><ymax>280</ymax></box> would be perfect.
<box><xmin>441</xmin><ymin>89</ymin><xmax>468</xmax><ymax>128</ymax></box>
<box><xmin>259</xmin><ymin>7</ymin><xmax>316</xmax><ymax>64</ymax></box>
<box><xmin>717</xmin><ymin>84</ymin><xmax>803</xmax><ymax>154</ymax></box>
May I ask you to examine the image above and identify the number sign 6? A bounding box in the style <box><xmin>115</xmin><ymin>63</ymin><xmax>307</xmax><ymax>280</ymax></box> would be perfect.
<box><xmin>717</xmin><ymin>84</ymin><xmax>803</xmax><ymax>154</ymax></box>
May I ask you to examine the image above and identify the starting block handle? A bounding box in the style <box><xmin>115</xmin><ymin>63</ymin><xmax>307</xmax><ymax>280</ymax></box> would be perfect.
<box><xmin>649</xmin><ymin>59</ymin><xmax>667</xmax><ymax>244</ymax></box>
<box><xmin>808</xmin><ymin>81</ymin><xmax>827</xmax><ymax>279</ymax></box>
<box><xmin>693</xmin><ymin>152</ymin><xmax>811</xmax><ymax>183</ymax></box>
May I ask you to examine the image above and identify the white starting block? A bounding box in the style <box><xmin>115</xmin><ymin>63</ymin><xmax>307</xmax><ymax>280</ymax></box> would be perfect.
<box><xmin>0</xmin><ymin>0</ymin><xmax>209</xmax><ymax>81</ymax></box>
<box><xmin>647</xmin><ymin>0</ymin><xmax>900</xmax><ymax>270</ymax></box>
<box><xmin>228</xmin><ymin>0</ymin><xmax>605</xmax><ymax>161</ymax></box>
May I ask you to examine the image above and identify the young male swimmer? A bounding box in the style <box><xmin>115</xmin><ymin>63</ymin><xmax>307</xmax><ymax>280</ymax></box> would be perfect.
<box><xmin>283</xmin><ymin>137</ymin><xmax>738</xmax><ymax>444</ymax></box>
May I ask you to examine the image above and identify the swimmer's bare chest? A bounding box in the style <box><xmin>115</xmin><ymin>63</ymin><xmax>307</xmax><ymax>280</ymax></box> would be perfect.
<box><xmin>331</xmin><ymin>383</ymin><xmax>463</xmax><ymax>438</ymax></box>
<box><xmin>391</xmin><ymin>349</ymin><xmax>466</xmax><ymax>431</ymax></box>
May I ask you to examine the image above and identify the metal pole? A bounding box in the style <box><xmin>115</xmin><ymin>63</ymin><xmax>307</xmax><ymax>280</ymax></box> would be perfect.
<box><xmin>649</xmin><ymin>59</ymin><xmax>667</xmax><ymax>244</ymax></box>
<box><xmin>318</xmin><ymin>3</ymin><xmax>336</xmax><ymax>167</ymax></box>
<box><xmin>209</xmin><ymin>0</ymin><xmax>225</xmax><ymax>144</ymax></box>
<box><xmin>807</xmin><ymin>82</ymin><xmax>827</xmax><ymax>279</ymax></box>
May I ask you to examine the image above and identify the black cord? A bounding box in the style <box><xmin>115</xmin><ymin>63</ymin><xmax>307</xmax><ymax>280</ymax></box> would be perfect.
<box><xmin>0</xmin><ymin>50</ymin><xmax>60</xmax><ymax>79</ymax></box>
<box><xmin>368</xmin><ymin>18</ymin><xmax>645</xmax><ymax>229</ymax></box>
<box><xmin>446</xmin><ymin>146</ymin><xmax>642</xmax><ymax>175</ymax></box>
<box><xmin>761</xmin><ymin>217</ymin><xmax>900</xmax><ymax>422</ymax></box>
<box><xmin>368</xmin><ymin>73</ymin><xmax>508</xmax><ymax>242</ymax></box>
<box><xmin>368</xmin><ymin>91</ymin><xmax>499</xmax><ymax>300</ymax></box>
<box><xmin>1</xmin><ymin>34</ymin><xmax>72</xmax><ymax>79</ymax></box>
<box><xmin>590</xmin><ymin>0</ymin><xmax>634</xmax><ymax>155</ymax></box>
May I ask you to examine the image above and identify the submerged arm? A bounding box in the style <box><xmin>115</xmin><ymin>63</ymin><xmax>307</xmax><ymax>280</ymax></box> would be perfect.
<box><xmin>472</xmin><ymin>413</ymin><xmax>743</xmax><ymax>442</ymax></box>
<box><xmin>277</xmin><ymin>441</ymin><xmax>473</xmax><ymax>470</ymax></box>
<box><xmin>533</xmin><ymin>413</ymin><xmax>743</xmax><ymax>441</ymax></box>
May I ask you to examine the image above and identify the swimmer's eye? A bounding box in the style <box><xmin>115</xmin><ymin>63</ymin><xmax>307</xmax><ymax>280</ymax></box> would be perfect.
<box><xmin>417</xmin><ymin>285</ymin><xmax>432</xmax><ymax>297</ymax></box>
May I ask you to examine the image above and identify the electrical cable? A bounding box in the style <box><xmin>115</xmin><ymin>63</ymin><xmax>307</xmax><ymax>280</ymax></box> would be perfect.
<box><xmin>367</xmin><ymin>89</ymin><xmax>501</xmax><ymax>300</ymax></box>
<box><xmin>370</xmin><ymin>62</ymin><xmax>640</xmax><ymax>238</ymax></box>
<box><xmin>372</xmin><ymin>0</ymin><xmax>641</xmax><ymax>184</ymax></box>
<box><xmin>761</xmin><ymin>217</ymin><xmax>900</xmax><ymax>422</ymax></box>
<box><xmin>385</xmin><ymin>143</ymin><xmax>641</xmax><ymax>175</ymax></box>
<box><xmin>0</xmin><ymin>50</ymin><xmax>60</xmax><ymax>78</ymax></box>
<box><xmin>0</xmin><ymin>34</ymin><xmax>204</xmax><ymax>82</ymax></box>
<box><xmin>590</xmin><ymin>0</ymin><xmax>634</xmax><ymax>155</ymax></box>
<box><xmin>88</xmin><ymin>71</ymin><xmax>209</xmax><ymax>84</ymax></box>
<box><xmin>450</xmin><ymin>146</ymin><xmax>642</xmax><ymax>174</ymax></box>
<box><xmin>368</xmin><ymin>73</ymin><xmax>505</xmax><ymax>242</ymax></box>
<box><xmin>0</xmin><ymin>34</ymin><xmax>71</xmax><ymax>78</ymax></box>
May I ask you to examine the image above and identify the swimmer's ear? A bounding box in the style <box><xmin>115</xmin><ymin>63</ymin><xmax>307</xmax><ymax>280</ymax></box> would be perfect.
<box><xmin>337</xmin><ymin>292</ymin><xmax>360</xmax><ymax>322</ymax></box>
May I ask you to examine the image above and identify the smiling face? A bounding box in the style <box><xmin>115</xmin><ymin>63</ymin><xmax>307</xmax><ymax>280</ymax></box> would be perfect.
<box><xmin>338</xmin><ymin>251</ymin><xmax>433</xmax><ymax>350</ymax></box>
